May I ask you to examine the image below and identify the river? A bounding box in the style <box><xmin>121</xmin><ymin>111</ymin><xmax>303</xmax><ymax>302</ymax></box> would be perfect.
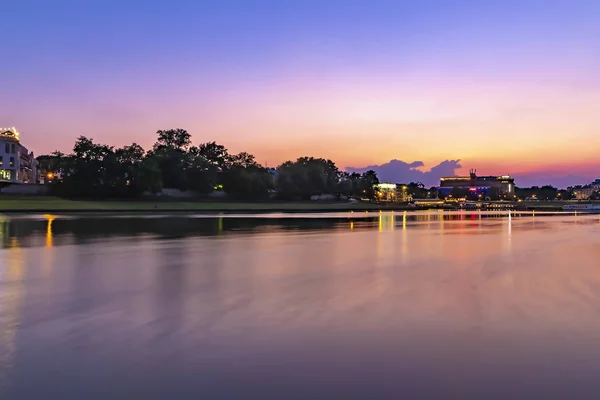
<box><xmin>1</xmin><ymin>211</ymin><xmax>600</xmax><ymax>398</ymax></box>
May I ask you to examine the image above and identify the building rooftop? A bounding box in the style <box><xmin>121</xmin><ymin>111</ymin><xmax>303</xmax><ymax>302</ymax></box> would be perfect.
<box><xmin>0</xmin><ymin>127</ymin><xmax>20</xmax><ymax>141</ymax></box>
<box><xmin>440</xmin><ymin>175</ymin><xmax>513</xmax><ymax>181</ymax></box>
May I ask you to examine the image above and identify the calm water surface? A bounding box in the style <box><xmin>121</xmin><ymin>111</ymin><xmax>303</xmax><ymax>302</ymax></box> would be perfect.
<box><xmin>1</xmin><ymin>212</ymin><xmax>600</xmax><ymax>399</ymax></box>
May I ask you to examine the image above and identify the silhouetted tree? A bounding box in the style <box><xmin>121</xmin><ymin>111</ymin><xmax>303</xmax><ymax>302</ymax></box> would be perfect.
<box><xmin>359</xmin><ymin>170</ymin><xmax>379</xmax><ymax>201</ymax></box>
<box><xmin>153</xmin><ymin>128</ymin><xmax>191</xmax><ymax>152</ymax></box>
<box><xmin>42</xmin><ymin>137</ymin><xmax>162</xmax><ymax>197</ymax></box>
<box><xmin>275</xmin><ymin>157</ymin><xmax>340</xmax><ymax>200</ymax></box>
<box><xmin>150</xmin><ymin>129</ymin><xmax>192</xmax><ymax>189</ymax></box>
<box><xmin>221</xmin><ymin>166</ymin><xmax>274</xmax><ymax>201</ymax></box>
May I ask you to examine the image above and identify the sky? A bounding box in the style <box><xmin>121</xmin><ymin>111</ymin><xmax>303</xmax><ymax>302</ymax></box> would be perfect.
<box><xmin>2</xmin><ymin>0</ymin><xmax>599</xmax><ymax>187</ymax></box>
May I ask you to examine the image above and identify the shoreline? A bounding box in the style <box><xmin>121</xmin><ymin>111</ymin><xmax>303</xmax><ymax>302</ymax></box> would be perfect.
<box><xmin>0</xmin><ymin>196</ymin><xmax>585</xmax><ymax>214</ymax></box>
<box><xmin>0</xmin><ymin>206</ymin><xmax>570</xmax><ymax>214</ymax></box>
<box><xmin>0</xmin><ymin>196</ymin><xmax>391</xmax><ymax>214</ymax></box>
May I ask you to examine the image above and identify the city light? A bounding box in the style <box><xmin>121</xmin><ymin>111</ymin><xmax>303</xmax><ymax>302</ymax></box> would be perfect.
<box><xmin>376</xmin><ymin>183</ymin><xmax>397</xmax><ymax>190</ymax></box>
<box><xmin>0</xmin><ymin>127</ymin><xmax>19</xmax><ymax>140</ymax></box>
<box><xmin>47</xmin><ymin>172</ymin><xmax>54</xmax><ymax>180</ymax></box>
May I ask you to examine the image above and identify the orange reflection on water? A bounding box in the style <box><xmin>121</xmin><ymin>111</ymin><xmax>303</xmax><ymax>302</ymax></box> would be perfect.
<box><xmin>45</xmin><ymin>214</ymin><xmax>55</xmax><ymax>248</ymax></box>
<box><xmin>401</xmin><ymin>212</ymin><xmax>408</xmax><ymax>263</ymax></box>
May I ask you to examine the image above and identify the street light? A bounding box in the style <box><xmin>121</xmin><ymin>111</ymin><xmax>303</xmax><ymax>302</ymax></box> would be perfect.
<box><xmin>46</xmin><ymin>172</ymin><xmax>54</xmax><ymax>180</ymax></box>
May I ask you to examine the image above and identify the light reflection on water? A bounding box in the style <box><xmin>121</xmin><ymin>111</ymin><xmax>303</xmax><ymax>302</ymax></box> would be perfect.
<box><xmin>1</xmin><ymin>213</ymin><xmax>600</xmax><ymax>398</ymax></box>
<box><xmin>0</xmin><ymin>237</ymin><xmax>24</xmax><ymax>392</ymax></box>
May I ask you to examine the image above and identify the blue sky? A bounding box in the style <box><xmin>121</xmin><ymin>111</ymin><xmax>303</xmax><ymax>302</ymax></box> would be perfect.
<box><xmin>2</xmin><ymin>0</ymin><xmax>599</xmax><ymax>186</ymax></box>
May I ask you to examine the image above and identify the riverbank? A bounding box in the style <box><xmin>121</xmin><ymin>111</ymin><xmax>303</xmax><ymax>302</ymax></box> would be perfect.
<box><xmin>0</xmin><ymin>196</ymin><xmax>591</xmax><ymax>214</ymax></box>
<box><xmin>0</xmin><ymin>196</ymin><xmax>390</xmax><ymax>213</ymax></box>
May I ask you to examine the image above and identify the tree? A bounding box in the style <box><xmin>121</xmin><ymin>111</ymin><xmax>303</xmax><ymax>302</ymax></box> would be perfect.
<box><xmin>150</xmin><ymin>146</ymin><xmax>187</xmax><ymax>189</ymax></box>
<box><xmin>68</xmin><ymin>136</ymin><xmax>117</xmax><ymax>194</ymax></box>
<box><xmin>407</xmin><ymin>182</ymin><xmax>428</xmax><ymax>199</ymax></box>
<box><xmin>115</xmin><ymin>143</ymin><xmax>162</xmax><ymax>195</ymax></box>
<box><xmin>589</xmin><ymin>191</ymin><xmax>600</xmax><ymax>201</ymax></box>
<box><xmin>516</xmin><ymin>185</ymin><xmax>560</xmax><ymax>201</ymax></box>
<box><xmin>221</xmin><ymin>166</ymin><xmax>274</xmax><ymax>201</ymax></box>
<box><xmin>44</xmin><ymin>137</ymin><xmax>162</xmax><ymax>197</ymax></box>
<box><xmin>138</xmin><ymin>157</ymin><xmax>163</xmax><ymax>194</ymax></box>
<box><xmin>359</xmin><ymin>170</ymin><xmax>379</xmax><ymax>201</ymax></box>
<box><xmin>184</xmin><ymin>152</ymin><xmax>216</xmax><ymax>194</ymax></box>
<box><xmin>149</xmin><ymin>129</ymin><xmax>194</xmax><ymax>190</ymax></box>
<box><xmin>557</xmin><ymin>189</ymin><xmax>572</xmax><ymax>200</ymax></box>
<box><xmin>180</xmin><ymin>142</ymin><xmax>232</xmax><ymax>193</ymax></box>
<box><xmin>229</xmin><ymin>151</ymin><xmax>257</xmax><ymax>168</ymax></box>
<box><xmin>336</xmin><ymin>172</ymin><xmax>354</xmax><ymax>198</ymax></box>
<box><xmin>115</xmin><ymin>143</ymin><xmax>145</xmax><ymax>166</ymax></box>
<box><xmin>37</xmin><ymin>151</ymin><xmax>69</xmax><ymax>179</ymax></box>
<box><xmin>153</xmin><ymin>129</ymin><xmax>191</xmax><ymax>152</ymax></box>
<box><xmin>275</xmin><ymin>157</ymin><xmax>340</xmax><ymax>200</ymax></box>
<box><xmin>197</xmin><ymin>142</ymin><xmax>229</xmax><ymax>167</ymax></box>
<box><xmin>538</xmin><ymin>185</ymin><xmax>558</xmax><ymax>201</ymax></box>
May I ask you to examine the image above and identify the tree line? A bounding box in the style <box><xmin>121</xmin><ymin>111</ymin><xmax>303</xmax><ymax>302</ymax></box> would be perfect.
<box><xmin>37</xmin><ymin>129</ymin><xmax>380</xmax><ymax>201</ymax></box>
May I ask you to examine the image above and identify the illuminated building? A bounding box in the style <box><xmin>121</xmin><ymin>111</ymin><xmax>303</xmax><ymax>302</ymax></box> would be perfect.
<box><xmin>571</xmin><ymin>179</ymin><xmax>600</xmax><ymax>200</ymax></box>
<box><xmin>374</xmin><ymin>183</ymin><xmax>397</xmax><ymax>202</ymax></box>
<box><xmin>573</xmin><ymin>187</ymin><xmax>594</xmax><ymax>200</ymax></box>
<box><xmin>396</xmin><ymin>184</ymin><xmax>412</xmax><ymax>202</ymax></box>
<box><xmin>374</xmin><ymin>183</ymin><xmax>412</xmax><ymax>202</ymax></box>
<box><xmin>0</xmin><ymin>127</ymin><xmax>40</xmax><ymax>183</ymax></box>
<box><xmin>438</xmin><ymin>169</ymin><xmax>515</xmax><ymax>198</ymax></box>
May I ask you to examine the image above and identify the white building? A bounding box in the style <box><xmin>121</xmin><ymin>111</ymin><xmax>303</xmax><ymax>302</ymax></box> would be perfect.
<box><xmin>572</xmin><ymin>179</ymin><xmax>600</xmax><ymax>200</ymax></box>
<box><xmin>0</xmin><ymin>127</ymin><xmax>40</xmax><ymax>184</ymax></box>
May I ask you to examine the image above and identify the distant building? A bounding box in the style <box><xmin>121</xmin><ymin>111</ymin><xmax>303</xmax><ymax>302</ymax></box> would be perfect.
<box><xmin>0</xmin><ymin>127</ymin><xmax>40</xmax><ymax>184</ymax></box>
<box><xmin>573</xmin><ymin>187</ymin><xmax>594</xmax><ymax>200</ymax></box>
<box><xmin>570</xmin><ymin>179</ymin><xmax>600</xmax><ymax>200</ymax></box>
<box><xmin>374</xmin><ymin>183</ymin><xmax>412</xmax><ymax>202</ymax></box>
<box><xmin>438</xmin><ymin>169</ymin><xmax>515</xmax><ymax>198</ymax></box>
<box><xmin>374</xmin><ymin>183</ymin><xmax>397</xmax><ymax>201</ymax></box>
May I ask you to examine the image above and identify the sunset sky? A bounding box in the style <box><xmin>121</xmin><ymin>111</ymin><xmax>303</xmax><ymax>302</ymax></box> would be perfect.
<box><xmin>2</xmin><ymin>0</ymin><xmax>599</xmax><ymax>186</ymax></box>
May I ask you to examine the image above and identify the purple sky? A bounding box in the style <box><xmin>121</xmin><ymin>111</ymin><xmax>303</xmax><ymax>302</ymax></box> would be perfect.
<box><xmin>2</xmin><ymin>0</ymin><xmax>599</xmax><ymax>187</ymax></box>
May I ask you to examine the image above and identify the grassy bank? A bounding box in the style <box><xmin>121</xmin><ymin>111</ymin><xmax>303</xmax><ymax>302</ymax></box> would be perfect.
<box><xmin>2</xmin><ymin>196</ymin><xmax>587</xmax><ymax>214</ymax></box>
<box><xmin>0</xmin><ymin>196</ymin><xmax>386</xmax><ymax>213</ymax></box>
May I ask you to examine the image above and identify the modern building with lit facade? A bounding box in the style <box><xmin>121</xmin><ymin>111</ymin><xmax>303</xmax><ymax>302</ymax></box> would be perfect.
<box><xmin>374</xmin><ymin>183</ymin><xmax>413</xmax><ymax>202</ymax></box>
<box><xmin>0</xmin><ymin>127</ymin><xmax>40</xmax><ymax>184</ymax></box>
<box><xmin>438</xmin><ymin>169</ymin><xmax>515</xmax><ymax>198</ymax></box>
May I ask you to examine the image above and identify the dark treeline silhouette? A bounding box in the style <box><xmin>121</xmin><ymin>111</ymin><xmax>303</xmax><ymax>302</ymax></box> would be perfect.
<box><xmin>37</xmin><ymin>129</ymin><xmax>379</xmax><ymax>201</ymax></box>
<box><xmin>514</xmin><ymin>186</ymin><xmax>592</xmax><ymax>201</ymax></box>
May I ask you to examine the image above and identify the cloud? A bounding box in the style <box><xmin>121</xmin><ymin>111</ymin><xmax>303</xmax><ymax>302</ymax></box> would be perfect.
<box><xmin>346</xmin><ymin>159</ymin><xmax>462</xmax><ymax>187</ymax></box>
<box><xmin>347</xmin><ymin>159</ymin><xmax>598</xmax><ymax>188</ymax></box>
